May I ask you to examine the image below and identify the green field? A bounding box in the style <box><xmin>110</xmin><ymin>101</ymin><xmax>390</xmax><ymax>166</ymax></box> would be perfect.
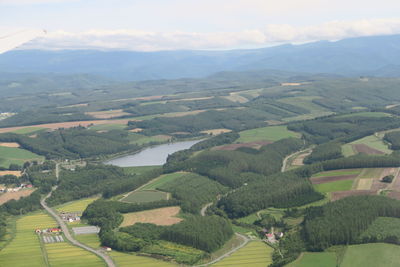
<box><xmin>336</xmin><ymin>112</ymin><xmax>391</xmax><ymax>118</ymax></box>
<box><xmin>141</xmin><ymin>172</ymin><xmax>187</xmax><ymax>190</ymax></box>
<box><xmin>55</xmin><ymin>197</ymin><xmax>98</xmax><ymax>213</ymax></box>
<box><xmin>89</xmin><ymin>123</ymin><xmax>126</xmax><ymax>131</ymax></box>
<box><xmin>0</xmin><ymin>212</ymin><xmax>57</xmax><ymax>267</ymax></box>
<box><xmin>75</xmin><ymin>234</ymin><xmax>101</xmax><ymax>249</ymax></box>
<box><xmin>10</xmin><ymin>127</ymin><xmax>46</xmax><ymax>134</ymax></box>
<box><xmin>237</xmin><ymin>126</ymin><xmax>299</xmax><ymax>143</ymax></box>
<box><xmin>341</xmin><ymin>243</ymin><xmax>400</xmax><ymax>267</ymax></box>
<box><xmin>278</xmin><ymin>96</ymin><xmax>327</xmax><ymax>113</ymax></box>
<box><xmin>312</xmin><ymin>169</ymin><xmax>362</xmax><ymax>178</ymax></box>
<box><xmin>128</xmin><ymin>133</ymin><xmax>171</xmax><ymax>145</ymax></box>
<box><xmin>342</xmin><ymin>144</ymin><xmax>356</xmax><ymax>157</ymax></box>
<box><xmin>314</xmin><ymin>179</ymin><xmax>354</xmax><ymax>194</ymax></box>
<box><xmin>45</xmin><ymin>241</ymin><xmax>105</xmax><ymax>267</ymax></box>
<box><xmin>122</xmin><ymin>190</ymin><xmax>168</xmax><ymax>203</ymax></box>
<box><xmin>288</xmin><ymin>252</ymin><xmax>337</xmax><ymax>267</ymax></box>
<box><xmin>350</xmin><ymin>135</ymin><xmax>392</xmax><ymax>154</ymax></box>
<box><xmin>212</xmin><ymin>241</ymin><xmax>273</xmax><ymax>267</ymax></box>
<box><xmin>111</xmin><ymin>251</ymin><xmax>177</xmax><ymax>267</ymax></box>
<box><xmin>0</xmin><ymin>146</ymin><xmax>44</xmax><ymax>168</ymax></box>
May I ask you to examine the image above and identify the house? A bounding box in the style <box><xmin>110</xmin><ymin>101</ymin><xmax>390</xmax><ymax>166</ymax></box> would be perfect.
<box><xmin>102</xmin><ymin>246</ymin><xmax>112</xmax><ymax>252</ymax></box>
<box><xmin>49</xmin><ymin>228</ymin><xmax>62</xmax><ymax>233</ymax></box>
<box><xmin>35</xmin><ymin>229</ymin><xmax>41</xmax><ymax>234</ymax></box>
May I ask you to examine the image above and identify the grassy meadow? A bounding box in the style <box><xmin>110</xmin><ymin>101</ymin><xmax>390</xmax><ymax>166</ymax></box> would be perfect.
<box><xmin>313</xmin><ymin>180</ymin><xmax>354</xmax><ymax>194</ymax></box>
<box><xmin>237</xmin><ymin>126</ymin><xmax>299</xmax><ymax>143</ymax></box>
<box><xmin>0</xmin><ymin>146</ymin><xmax>44</xmax><ymax>168</ymax></box>
<box><xmin>287</xmin><ymin>252</ymin><xmax>337</xmax><ymax>267</ymax></box>
<box><xmin>55</xmin><ymin>197</ymin><xmax>99</xmax><ymax>213</ymax></box>
<box><xmin>140</xmin><ymin>172</ymin><xmax>187</xmax><ymax>190</ymax></box>
<box><xmin>110</xmin><ymin>251</ymin><xmax>177</xmax><ymax>267</ymax></box>
<box><xmin>341</xmin><ymin>243</ymin><xmax>400</xmax><ymax>267</ymax></box>
<box><xmin>311</xmin><ymin>169</ymin><xmax>362</xmax><ymax>178</ymax></box>
<box><xmin>122</xmin><ymin>190</ymin><xmax>168</xmax><ymax>203</ymax></box>
<box><xmin>350</xmin><ymin>135</ymin><xmax>392</xmax><ymax>154</ymax></box>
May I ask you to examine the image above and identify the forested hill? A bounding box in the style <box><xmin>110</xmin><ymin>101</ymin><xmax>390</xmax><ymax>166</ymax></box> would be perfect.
<box><xmin>2</xmin><ymin>34</ymin><xmax>400</xmax><ymax>80</ymax></box>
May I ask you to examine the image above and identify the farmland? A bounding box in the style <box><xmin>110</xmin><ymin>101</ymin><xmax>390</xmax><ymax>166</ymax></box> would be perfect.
<box><xmin>341</xmin><ymin>243</ymin><xmax>400</xmax><ymax>267</ymax></box>
<box><xmin>111</xmin><ymin>251</ymin><xmax>177</xmax><ymax>267</ymax></box>
<box><xmin>350</xmin><ymin>135</ymin><xmax>391</xmax><ymax>154</ymax></box>
<box><xmin>55</xmin><ymin>197</ymin><xmax>99</xmax><ymax>213</ymax></box>
<box><xmin>121</xmin><ymin>190</ymin><xmax>169</xmax><ymax>203</ymax></box>
<box><xmin>314</xmin><ymin>179</ymin><xmax>354</xmax><ymax>194</ymax></box>
<box><xmin>0</xmin><ymin>170</ymin><xmax>21</xmax><ymax>176</ymax></box>
<box><xmin>0</xmin><ymin>212</ymin><xmax>56</xmax><ymax>267</ymax></box>
<box><xmin>140</xmin><ymin>172</ymin><xmax>187</xmax><ymax>190</ymax></box>
<box><xmin>75</xmin><ymin>234</ymin><xmax>101</xmax><ymax>249</ymax></box>
<box><xmin>288</xmin><ymin>252</ymin><xmax>337</xmax><ymax>267</ymax></box>
<box><xmin>0</xmin><ymin>146</ymin><xmax>44</xmax><ymax>168</ymax></box>
<box><xmin>45</xmin><ymin>241</ymin><xmax>106</xmax><ymax>267</ymax></box>
<box><xmin>237</xmin><ymin>125</ymin><xmax>299</xmax><ymax>143</ymax></box>
<box><xmin>120</xmin><ymin>206</ymin><xmax>182</xmax><ymax>227</ymax></box>
<box><xmin>0</xmin><ymin>189</ymin><xmax>35</xmax><ymax>205</ymax></box>
<box><xmin>212</xmin><ymin>241</ymin><xmax>273</xmax><ymax>267</ymax></box>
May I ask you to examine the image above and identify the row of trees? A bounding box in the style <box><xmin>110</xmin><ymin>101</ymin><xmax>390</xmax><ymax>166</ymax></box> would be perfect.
<box><xmin>384</xmin><ymin>131</ymin><xmax>400</xmax><ymax>150</ymax></box>
<box><xmin>304</xmin><ymin>142</ymin><xmax>343</xmax><ymax>164</ymax></box>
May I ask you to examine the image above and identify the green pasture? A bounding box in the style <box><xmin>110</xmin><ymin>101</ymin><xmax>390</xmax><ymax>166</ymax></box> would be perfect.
<box><xmin>123</xmin><ymin>165</ymin><xmax>160</xmax><ymax>175</ymax></box>
<box><xmin>141</xmin><ymin>172</ymin><xmax>187</xmax><ymax>190</ymax></box>
<box><xmin>122</xmin><ymin>190</ymin><xmax>168</xmax><ymax>203</ymax></box>
<box><xmin>342</xmin><ymin>144</ymin><xmax>356</xmax><ymax>157</ymax></box>
<box><xmin>10</xmin><ymin>127</ymin><xmax>46</xmax><ymax>134</ymax></box>
<box><xmin>288</xmin><ymin>252</ymin><xmax>337</xmax><ymax>267</ymax></box>
<box><xmin>314</xmin><ymin>179</ymin><xmax>354</xmax><ymax>194</ymax></box>
<box><xmin>278</xmin><ymin>96</ymin><xmax>327</xmax><ymax>113</ymax></box>
<box><xmin>89</xmin><ymin>123</ymin><xmax>126</xmax><ymax>131</ymax></box>
<box><xmin>336</xmin><ymin>112</ymin><xmax>391</xmax><ymax>119</ymax></box>
<box><xmin>341</xmin><ymin>243</ymin><xmax>400</xmax><ymax>267</ymax></box>
<box><xmin>0</xmin><ymin>146</ymin><xmax>44</xmax><ymax>168</ymax></box>
<box><xmin>237</xmin><ymin>126</ymin><xmax>299</xmax><ymax>143</ymax></box>
<box><xmin>212</xmin><ymin>241</ymin><xmax>273</xmax><ymax>267</ymax></box>
<box><xmin>312</xmin><ymin>169</ymin><xmax>362</xmax><ymax>178</ymax></box>
<box><xmin>358</xmin><ymin>168</ymin><xmax>385</xmax><ymax>179</ymax></box>
<box><xmin>350</xmin><ymin>135</ymin><xmax>391</xmax><ymax>154</ymax></box>
<box><xmin>55</xmin><ymin>197</ymin><xmax>98</xmax><ymax>213</ymax></box>
<box><xmin>111</xmin><ymin>251</ymin><xmax>177</xmax><ymax>267</ymax></box>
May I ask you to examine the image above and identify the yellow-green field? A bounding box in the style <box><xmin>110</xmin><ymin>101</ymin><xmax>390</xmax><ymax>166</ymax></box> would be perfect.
<box><xmin>0</xmin><ymin>212</ymin><xmax>56</xmax><ymax>267</ymax></box>
<box><xmin>75</xmin><ymin>234</ymin><xmax>101</xmax><ymax>249</ymax></box>
<box><xmin>212</xmin><ymin>241</ymin><xmax>273</xmax><ymax>267</ymax></box>
<box><xmin>237</xmin><ymin>126</ymin><xmax>300</xmax><ymax>143</ymax></box>
<box><xmin>45</xmin><ymin>241</ymin><xmax>105</xmax><ymax>267</ymax></box>
<box><xmin>287</xmin><ymin>252</ymin><xmax>337</xmax><ymax>267</ymax></box>
<box><xmin>55</xmin><ymin>197</ymin><xmax>99</xmax><ymax>213</ymax></box>
<box><xmin>0</xmin><ymin>146</ymin><xmax>44</xmax><ymax>168</ymax></box>
<box><xmin>350</xmin><ymin>135</ymin><xmax>392</xmax><ymax>154</ymax></box>
<box><xmin>110</xmin><ymin>251</ymin><xmax>177</xmax><ymax>267</ymax></box>
<box><xmin>341</xmin><ymin>243</ymin><xmax>400</xmax><ymax>267</ymax></box>
<box><xmin>140</xmin><ymin>172</ymin><xmax>187</xmax><ymax>190</ymax></box>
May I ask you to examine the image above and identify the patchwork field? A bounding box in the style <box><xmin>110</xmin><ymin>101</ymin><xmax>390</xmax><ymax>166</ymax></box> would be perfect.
<box><xmin>212</xmin><ymin>241</ymin><xmax>273</xmax><ymax>267</ymax></box>
<box><xmin>237</xmin><ymin>126</ymin><xmax>299</xmax><ymax>143</ymax></box>
<box><xmin>346</xmin><ymin>135</ymin><xmax>392</xmax><ymax>155</ymax></box>
<box><xmin>0</xmin><ymin>212</ymin><xmax>57</xmax><ymax>267</ymax></box>
<box><xmin>120</xmin><ymin>206</ymin><xmax>182</xmax><ymax>227</ymax></box>
<box><xmin>0</xmin><ymin>146</ymin><xmax>44</xmax><ymax>168</ymax></box>
<box><xmin>341</xmin><ymin>243</ymin><xmax>400</xmax><ymax>267</ymax></box>
<box><xmin>287</xmin><ymin>252</ymin><xmax>337</xmax><ymax>267</ymax></box>
<box><xmin>111</xmin><ymin>251</ymin><xmax>177</xmax><ymax>267</ymax></box>
<box><xmin>121</xmin><ymin>190</ymin><xmax>169</xmax><ymax>203</ymax></box>
<box><xmin>0</xmin><ymin>189</ymin><xmax>35</xmax><ymax>205</ymax></box>
<box><xmin>55</xmin><ymin>197</ymin><xmax>99</xmax><ymax>213</ymax></box>
<box><xmin>45</xmin><ymin>241</ymin><xmax>106</xmax><ymax>267</ymax></box>
<box><xmin>140</xmin><ymin>172</ymin><xmax>187</xmax><ymax>191</ymax></box>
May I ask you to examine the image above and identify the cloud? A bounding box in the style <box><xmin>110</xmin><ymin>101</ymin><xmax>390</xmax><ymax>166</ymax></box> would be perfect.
<box><xmin>0</xmin><ymin>0</ymin><xmax>77</xmax><ymax>5</ymax></box>
<box><xmin>18</xmin><ymin>18</ymin><xmax>400</xmax><ymax>51</ymax></box>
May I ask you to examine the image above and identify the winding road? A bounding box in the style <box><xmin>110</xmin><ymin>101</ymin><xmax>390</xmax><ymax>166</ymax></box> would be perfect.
<box><xmin>40</xmin><ymin>163</ymin><xmax>116</xmax><ymax>267</ymax></box>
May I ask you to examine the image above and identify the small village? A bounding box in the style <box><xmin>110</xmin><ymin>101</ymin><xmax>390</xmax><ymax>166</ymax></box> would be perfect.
<box><xmin>35</xmin><ymin>227</ymin><xmax>65</xmax><ymax>244</ymax></box>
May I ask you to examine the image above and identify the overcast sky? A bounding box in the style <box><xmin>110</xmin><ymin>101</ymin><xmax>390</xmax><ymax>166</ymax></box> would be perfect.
<box><xmin>1</xmin><ymin>0</ymin><xmax>400</xmax><ymax>51</ymax></box>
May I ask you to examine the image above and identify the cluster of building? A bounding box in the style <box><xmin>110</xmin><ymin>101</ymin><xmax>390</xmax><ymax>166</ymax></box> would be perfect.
<box><xmin>0</xmin><ymin>183</ymin><xmax>33</xmax><ymax>193</ymax></box>
<box><xmin>262</xmin><ymin>228</ymin><xmax>284</xmax><ymax>244</ymax></box>
<box><xmin>59</xmin><ymin>212</ymin><xmax>81</xmax><ymax>223</ymax></box>
<box><xmin>35</xmin><ymin>227</ymin><xmax>62</xmax><ymax>234</ymax></box>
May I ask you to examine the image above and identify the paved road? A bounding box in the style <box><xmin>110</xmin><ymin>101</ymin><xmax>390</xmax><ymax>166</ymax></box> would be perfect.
<box><xmin>41</xmin><ymin>163</ymin><xmax>116</xmax><ymax>267</ymax></box>
<box><xmin>194</xmin><ymin>233</ymin><xmax>249</xmax><ymax>267</ymax></box>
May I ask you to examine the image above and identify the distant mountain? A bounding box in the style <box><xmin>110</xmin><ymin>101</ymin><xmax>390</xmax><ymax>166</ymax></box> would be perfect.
<box><xmin>1</xmin><ymin>34</ymin><xmax>400</xmax><ymax>81</ymax></box>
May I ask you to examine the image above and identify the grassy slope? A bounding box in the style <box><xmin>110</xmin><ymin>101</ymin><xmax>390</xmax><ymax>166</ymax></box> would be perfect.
<box><xmin>341</xmin><ymin>243</ymin><xmax>400</xmax><ymax>267</ymax></box>
<box><xmin>0</xmin><ymin>146</ymin><xmax>44</xmax><ymax>168</ymax></box>
<box><xmin>313</xmin><ymin>180</ymin><xmax>354</xmax><ymax>194</ymax></box>
<box><xmin>237</xmin><ymin>126</ymin><xmax>299</xmax><ymax>143</ymax></box>
<box><xmin>55</xmin><ymin>197</ymin><xmax>99</xmax><ymax>213</ymax></box>
<box><xmin>312</xmin><ymin>169</ymin><xmax>362</xmax><ymax>178</ymax></box>
<box><xmin>122</xmin><ymin>190</ymin><xmax>168</xmax><ymax>203</ymax></box>
<box><xmin>141</xmin><ymin>172</ymin><xmax>187</xmax><ymax>190</ymax></box>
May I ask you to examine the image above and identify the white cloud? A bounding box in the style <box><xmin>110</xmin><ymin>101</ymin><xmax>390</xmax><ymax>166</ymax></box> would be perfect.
<box><xmin>17</xmin><ymin>18</ymin><xmax>400</xmax><ymax>51</ymax></box>
<box><xmin>0</xmin><ymin>0</ymin><xmax>77</xmax><ymax>5</ymax></box>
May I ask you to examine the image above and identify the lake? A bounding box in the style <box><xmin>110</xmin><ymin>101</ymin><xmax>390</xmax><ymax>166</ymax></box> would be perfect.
<box><xmin>104</xmin><ymin>139</ymin><xmax>202</xmax><ymax>167</ymax></box>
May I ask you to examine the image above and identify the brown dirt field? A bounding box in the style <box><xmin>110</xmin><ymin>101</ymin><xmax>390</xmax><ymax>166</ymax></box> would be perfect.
<box><xmin>331</xmin><ymin>190</ymin><xmax>377</xmax><ymax>201</ymax></box>
<box><xmin>352</xmin><ymin>144</ymin><xmax>384</xmax><ymax>155</ymax></box>
<box><xmin>0</xmin><ymin>171</ymin><xmax>22</xmax><ymax>177</ymax></box>
<box><xmin>215</xmin><ymin>141</ymin><xmax>273</xmax><ymax>151</ymax></box>
<box><xmin>0</xmin><ymin>189</ymin><xmax>35</xmax><ymax>205</ymax></box>
<box><xmin>129</xmin><ymin>128</ymin><xmax>143</xmax><ymax>133</ymax></box>
<box><xmin>0</xmin><ymin>142</ymin><xmax>20</xmax><ymax>148</ymax></box>
<box><xmin>356</xmin><ymin>178</ymin><xmax>373</xmax><ymax>190</ymax></box>
<box><xmin>371</xmin><ymin>180</ymin><xmax>388</xmax><ymax>191</ymax></box>
<box><xmin>310</xmin><ymin>174</ymin><xmax>358</xmax><ymax>185</ymax></box>
<box><xmin>200</xmin><ymin>129</ymin><xmax>232</xmax><ymax>135</ymax></box>
<box><xmin>0</xmin><ymin>118</ymin><xmax>135</xmax><ymax>133</ymax></box>
<box><xmin>86</xmin><ymin>109</ymin><xmax>131</xmax><ymax>119</ymax></box>
<box><xmin>388</xmin><ymin>191</ymin><xmax>400</xmax><ymax>200</ymax></box>
<box><xmin>120</xmin><ymin>206</ymin><xmax>182</xmax><ymax>227</ymax></box>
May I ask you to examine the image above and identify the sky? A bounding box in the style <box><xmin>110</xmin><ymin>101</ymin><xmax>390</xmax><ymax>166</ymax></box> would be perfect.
<box><xmin>1</xmin><ymin>0</ymin><xmax>400</xmax><ymax>51</ymax></box>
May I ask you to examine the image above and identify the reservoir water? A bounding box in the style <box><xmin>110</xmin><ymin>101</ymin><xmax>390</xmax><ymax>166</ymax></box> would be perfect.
<box><xmin>104</xmin><ymin>139</ymin><xmax>202</xmax><ymax>167</ymax></box>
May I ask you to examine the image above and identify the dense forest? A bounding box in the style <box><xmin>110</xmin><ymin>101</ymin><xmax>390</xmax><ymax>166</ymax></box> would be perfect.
<box><xmin>384</xmin><ymin>131</ymin><xmax>400</xmax><ymax>150</ymax></box>
<box><xmin>304</xmin><ymin>142</ymin><xmax>343</xmax><ymax>164</ymax></box>
<box><xmin>0</xmin><ymin>127</ymin><xmax>138</xmax><ymax>159</ymax></box>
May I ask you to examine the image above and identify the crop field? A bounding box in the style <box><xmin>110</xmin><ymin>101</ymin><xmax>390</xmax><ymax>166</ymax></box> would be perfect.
<box><xmin>86</xmin><ymin>109</ymin><xmax>130</xmax><ymax>119</ymax></box>
<box><xmin>312</xmin><ymin>169</ymin><xmax>362</xmax><ymax>178</ymax></box>
<box><xmin>341</xmin><ymin>243</ymin><xmax>400</xmax><ymax>267</ymax></box>
<box><xmin>212</xmin><ymin>241</ymin><xmax>273</xmax><ymax>267</ymax></box>
<box><xmin>0</xmin><ymin>189</ymin><xmax>35</xmax><ymax>205</ymax></box>
<box><xmin>0</xmin><ymin>170</ymin><xmax>21</xmax><ymax>176</ymax></box>
<box><xmin>122</xmin><ymin>190</ymin><xmax>169</xmax><ymax>203</ymax></box>
<box><xmin>0</xmin><ymin>142</ymin><xmax>20</xmax><ymax>147</ymax></box>
<box><xmin>313</xmin><ymin>179</ymin><xmax>354</xmax><ymax>194</ymax></box>
<box><xmin>358</xmin><ymin>168</ymin><xmax>385</xmax><ymax>179</ymax></box>
<box><xmin>330</xmin><ymin>190</ymin><xmax>377</xmax><ymax>201</ymax></box>
<box><xmin>129</xmin><ymin>134</ymin><xmax>172</xmax><ymax>145</ymax></box>
<box><xmin>0</xmin><ymin>212</ymin><xmax>57</xmax><ymax>267</ymax></box>
<box><xmin>111</xmin><ymin>251</ymin><xmax>177</xmax><ymax>267</ymax></box>
<box><xmin>215</xmin><ymin>141</ymin><xmax>272</xmax><ymax>151</ymax></box>
<box><xmin>278</xmin><ymin>96</ymin><xmax>327</xmax><ymax>113</ymax></box>
<box><xmin>342</xmin><ymin>144</ymin><xmax>356</xmax><ymax>157</ymax></box>
<box><xmin>45</xmin><ymin>241</ymin><xmax>105</xmax><ymax>267</ymax></box>
<box><xmin>349</xmin><ymin>135</ymin><xmax>392</xmax><ymax>154</ymax></box>
<box><xmin>10</xmin><ymin>127</ymin><xmax>45</xmax><ymax>134</ymax></box>
<box><xmin>237</xmin><ymin>126</ymin><xmax>299</xmax><ymax>143</ymax></box>
<box><xmin>356</xmin><ymin>178</ymin><xmax>373</xmax><ymax>190</ymax></box>
<box><xmin>0</xmin><ymin>146</ymin><xmax>44</xmax><ymax>168</ymax></box>
<box><xmin>141</xmin><ymin>172</ymin><xmax>187</xmax><ymax>190</ymax></box>
<box><xmin>75</xmin><ymin>234</ymin><xmax>101</xmax><ymax>249</ymax></box>
<box><xmin>337</xmin><ymin>112</ymin><xmax>391</xmax><ymax>118</ymax></box>
<box><xmin>123</xmin><ymin>165</ymin><xmax>160</xmax><ymax>175</ymax></box>
<box><xmin>287</xmin><ymin>252</ymin><xmax>337</xmax><ymax>267</ymax></box>
<box><xmin>89</xmin><ymin>123</ymin><xmax>127</xmax><ymax>131</ymax></box>
<box><xmin>200</xmin><ymin>128</ymin><xmax>232</xmax><ymax>135</ymax></box>
<box><xmin>223</xmin><ymin>93</ymin><xmax>249</xmax><ymax>103</ymax></box>
<box><xmin>120</xmin><ymin>206</ymin><xmax>182</xmax><ymax>227</ymax></box>
<box><xmin>55</xmin><ymin>197</ymin><xmax>99</xmax><ymax>213</ymax></box>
